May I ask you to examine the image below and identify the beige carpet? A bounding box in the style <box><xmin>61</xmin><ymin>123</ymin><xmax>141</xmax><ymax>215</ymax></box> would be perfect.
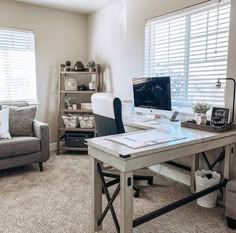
<box><xmin>0</xmin><ymin>153</ymin><xmax>234</xmax><ymax>233</ymax></box>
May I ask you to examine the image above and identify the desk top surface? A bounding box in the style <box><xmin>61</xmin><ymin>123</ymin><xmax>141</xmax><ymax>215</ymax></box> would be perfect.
<box><xmin>87</xmin><ymin>117</ymin><xmax>236</xmax><ymax>159</ymax></box>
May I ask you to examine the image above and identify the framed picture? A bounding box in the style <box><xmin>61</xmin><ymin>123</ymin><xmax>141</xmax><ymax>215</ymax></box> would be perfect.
<box><xmin>210</xmin><ymin>107</ymin><xmax>230</xmax><ymax>127</ymax></box>
<box><xmin>65</xmin><ymin>77</ymin><xmax>77</xmax><ymax>91</ymax></box>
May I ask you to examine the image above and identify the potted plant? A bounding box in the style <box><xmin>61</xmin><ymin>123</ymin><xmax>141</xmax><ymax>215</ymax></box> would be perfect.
<box><xmin>192</xmin><ymin>103</ymin><xmax>211</xmax><ymax>125</ymax></box>
<box><xmin>64</xmin><ymin>96</ymin><xmax>76</xmax><ymax>110</ymax></box>
<box><xmin>87</xmin><ymin>60</ymin><xmax>96</xmax><ymax>72</ymax></box>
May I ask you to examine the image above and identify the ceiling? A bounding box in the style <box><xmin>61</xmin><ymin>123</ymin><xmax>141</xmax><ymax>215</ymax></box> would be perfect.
<box><xmin>14</xmin><ymin>0</ymin><xmax>119</xmax><ymax>14</ymax></box>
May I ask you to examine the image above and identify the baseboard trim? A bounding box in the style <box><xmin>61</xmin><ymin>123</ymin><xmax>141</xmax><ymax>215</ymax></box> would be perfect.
<box><xmin>50</xmin><ymin>143</ymin><xmax>57</xmax><ymax>152</ymax></box>
<box><xmin>50</xmin><ymin>142</ymin><xmax>63</xmax><ymax>152</ymax></box>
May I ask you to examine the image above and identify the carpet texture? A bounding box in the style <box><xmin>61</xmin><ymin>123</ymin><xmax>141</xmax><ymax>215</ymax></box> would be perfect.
<box><xmin>0</xmin><ymin>153</ymin><xmax>234</xmax><ymax>233</ymax></box>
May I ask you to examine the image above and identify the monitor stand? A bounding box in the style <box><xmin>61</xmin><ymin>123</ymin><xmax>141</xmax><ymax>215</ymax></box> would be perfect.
<box><xmin>145</xmin><ymin>114</ymin><xmax>156</xmax><ymax>120</ymax></box>
<box><xmin>135</xmin><ymin>110</ymin><xmax>156</xmax><ymax>120</ymax></box>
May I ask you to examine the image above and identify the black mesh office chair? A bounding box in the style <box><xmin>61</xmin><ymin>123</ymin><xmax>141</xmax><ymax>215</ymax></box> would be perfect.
<box><xmin>91</xmin><ymin>92</ymin><xmax>154</xmax><ymax>197</ymax></box>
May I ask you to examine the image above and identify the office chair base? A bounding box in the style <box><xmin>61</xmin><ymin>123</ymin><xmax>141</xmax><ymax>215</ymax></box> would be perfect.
<box><xmin>148</xmin><ymin>178</ymin><xmax>154</xmax><ymax>185</ymax></box>
<box><xmin>134</xmin><ymin>175</ymin><xmax>154</xmax><ymax>185</ymax></box>
<box><xmin>102</xmin><ymin>179</ymin><xmax>141</xmax><ymax>198</ymax></box>
<box><xmin>133</xmin><ymin>191</ymin><xmax>140</xmax><ymax>198</ymax></box>
<box><xmin>227</xmin><ymin>217</ymin><xmax>236</xmax><ymax>229</ymax></box>
<box><xmin>133</xmin><ymin>184</ymin><xmax>140</xmax><ymax>198</ymax></box>
<box><xmin>102</xmin><ymin>172</ymin><xmax>154</xmax><ymax>196</ymax></box>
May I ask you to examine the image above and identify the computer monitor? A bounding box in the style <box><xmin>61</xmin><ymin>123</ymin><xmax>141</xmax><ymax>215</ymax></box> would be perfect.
<box><xmin>133</xmin><ymin>77</ymin><xmax>172</xmax><ymax>112</ymax></box>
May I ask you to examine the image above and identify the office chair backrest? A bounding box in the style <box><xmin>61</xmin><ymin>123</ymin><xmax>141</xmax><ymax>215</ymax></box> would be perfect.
<box><xmin>91</xmin><ymin>93</ymin><xmax>125</xmax><ymax>137</ymax></box>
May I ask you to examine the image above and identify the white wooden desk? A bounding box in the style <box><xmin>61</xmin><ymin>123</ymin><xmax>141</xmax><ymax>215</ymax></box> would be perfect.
<box><xmin>87</xmin><ymin>122</ymin><xmax>236</xmax><ymax>233</ymax></box>
<box><xmin>123</xmin><ymin>117</ymin><xmax>201</xmax><ymax>190</ymax></box>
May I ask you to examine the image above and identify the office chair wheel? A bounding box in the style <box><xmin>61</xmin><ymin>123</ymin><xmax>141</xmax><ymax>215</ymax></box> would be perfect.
<box><xmin>148</xmin><ymin>178</ymin><xmax>154</xmax><ymax>185</ymax></box>
<box><xmin>133</xmin><ymin>189</ymin><xmax>140</xmax><ymax>198</ymax></box>
<box><xmin>227</xmin><ymin>217</ymin><xmax>236</xmax><ymax>229</ymax></box>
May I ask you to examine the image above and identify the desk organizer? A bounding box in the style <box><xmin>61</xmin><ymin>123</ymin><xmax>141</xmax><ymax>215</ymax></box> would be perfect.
<box><xmin>181</xmin><ymin>121</ymin><xmax>235</xmax><ymax>132</ymax></box>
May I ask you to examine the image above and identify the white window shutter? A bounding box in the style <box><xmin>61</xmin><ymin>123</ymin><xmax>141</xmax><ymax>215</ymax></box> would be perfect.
<box><xmin>0</xmin><ymin>28</ymin><xmax>37</xmax><ymax>103</ymax></box>
<box><xmin>144</xmin><ymin>0</ymin><xmax>231</xmax><ymax>108</ymax></box>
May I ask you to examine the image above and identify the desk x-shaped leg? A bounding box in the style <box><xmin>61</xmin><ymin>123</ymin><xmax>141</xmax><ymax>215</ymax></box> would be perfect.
<box><xmin>202</xmin><ymin>150</ymin><xmax>225</xmax><ymax>195</ymax></box>
<box><xmin>97</xmin><ymin>163</ymin><xmax>120</xmax><ymax>232</ymax></box>
<box><xmin>202</xmin><ymin>151</ymin><xmax>225</xmax><ymax>171</ymax></box>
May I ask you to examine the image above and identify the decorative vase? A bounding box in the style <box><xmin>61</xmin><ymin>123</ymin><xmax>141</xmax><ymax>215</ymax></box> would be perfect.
<box><xmin>196</xmin><ymin>113</ymin><xmax>207</xmax><ymax>125</ymax></box>
<box><xmin>74</xmin><ymin>61</ymin><xmax>85</xmax><ymax>71</ymax></box>
<box><xmin>195</xmin><ymin>113</ymin><xmax>200</xmax><ymax>124</ymax></box>
<box><xmin>89</xmin><ymin>81</ymin><xmax>96</xmax><ymax>90</ymax></box>
<box><xmin>72</xmin><ymin>104</ymin><xmax>77</xmax><ymax>110</ymax></box>
<box><xmin>89</xmin><ymin>67</ymin><xmax>93</xmax><ymax>72</ymax></box>
<box><xmin>65</xmin><ymin>61</ymin><xmax>71</xmax><ymax>71</ymax></box>
<box><xmin>200</xmin><ymin>114</ymin><xmax>207</xmax><ymax>125</ymax></box>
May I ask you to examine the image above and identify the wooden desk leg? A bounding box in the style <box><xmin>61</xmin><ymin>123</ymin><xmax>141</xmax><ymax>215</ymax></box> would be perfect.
<box><xmin>224</xmin><ymin>144</ymin><xmax>234</xmax><ymax>180</ymax></box>
<box><xmin>191</xmin><ymin>153</ymin><xmax>200</xmax><ymax>193</ymax></box>
<box><xmin>232</xmin><ymin>144</ymin><xmax>236</xmax><ymax>179</ymax></box>
<box><xmin>91</xmin><ymin>157</ymin><xmax>102</xmax><ymax>233</ymax></box>
<box><xmin>120</xmin><ymin>171</ymin><xmax>133</xmax><ymax>233</ymax></box>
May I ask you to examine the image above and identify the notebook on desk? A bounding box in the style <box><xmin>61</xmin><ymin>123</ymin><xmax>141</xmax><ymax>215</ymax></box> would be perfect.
<box><xmin>106</xmin><ymin>130</ymin><xmax>187</xmax><ymax>149</ymax></box>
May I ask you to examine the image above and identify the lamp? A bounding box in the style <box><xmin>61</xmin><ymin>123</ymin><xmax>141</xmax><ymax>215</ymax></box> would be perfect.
<box><xmin>216</xmin><ymin>78</ymin><xmax>235</xmax><ymax>125</ymax></box>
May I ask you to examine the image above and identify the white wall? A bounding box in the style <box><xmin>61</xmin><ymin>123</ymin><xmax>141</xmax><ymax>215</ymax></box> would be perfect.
<box><xmin>0</xmin><ymin>0</ymin><xmax>88</xmax><ymax>142</ymax></box>
<box><xmin>88</xmin><ymin>0</ymin><xmax>236</xmax><ymax>179</ymax></box>
<box><xmin>227</xmin><ymin>0</ymin><xmax>236</xmax><ymax>178</ymax></box>
<box><xmin>88</xmin><ymin>0</ymin><xmax>207</xmax><ymax>99</ymax></box>
<box><xmin>88</xmin><ymin>0</ymin><xmax>236</xmax><ymax>106</ymax></box>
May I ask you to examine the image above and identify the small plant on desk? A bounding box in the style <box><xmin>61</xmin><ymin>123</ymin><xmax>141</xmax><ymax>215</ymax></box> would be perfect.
<box><xmin>192</xmin><ymin>103</ymin><xmax>211</xmax><ymax>125</ymax></box>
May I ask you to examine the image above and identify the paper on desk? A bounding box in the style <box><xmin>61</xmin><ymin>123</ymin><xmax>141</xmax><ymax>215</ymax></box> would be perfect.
<box><xmin>106</xmin><ymin>130</ymin><xmax>187</xmax><ymax>149</ymax></box>
<box><xmin>107</xmin><ymin>137</ymin><xmax>147</xmax><ymax>149</ymax></box>
<box><xmin>124</xmin><ymin>131</ymin><xmax>172</xmax><ymax>143</ymax></box>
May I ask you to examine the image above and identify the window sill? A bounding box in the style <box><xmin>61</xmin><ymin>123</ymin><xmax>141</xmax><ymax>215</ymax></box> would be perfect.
<box><xmin>28</xmin><ymin>102</ymin><xmax>40</xmax><ymax>106</ymax></box>
<box><xmin>28</xmin><ymin>102</ymin><xmax>40</xmax><ymax>110</ymax></box>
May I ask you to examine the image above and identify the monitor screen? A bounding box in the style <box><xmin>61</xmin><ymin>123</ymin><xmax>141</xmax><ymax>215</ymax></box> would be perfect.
<box><xmin>133</xmin><ymin>77</ymin><xmax>172</xmax><ymax>111</ymax></box>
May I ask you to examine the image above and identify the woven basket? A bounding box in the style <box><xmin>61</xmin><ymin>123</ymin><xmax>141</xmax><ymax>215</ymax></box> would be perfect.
<box><xmin>62</xmin><ymin>115</ymin><xmax>78</xmax><ymax>128</ymax></box>
<box><xmin>78</xmin><ymin>115</ymin><xmax>94</xmax><ymax>129</ymax></box>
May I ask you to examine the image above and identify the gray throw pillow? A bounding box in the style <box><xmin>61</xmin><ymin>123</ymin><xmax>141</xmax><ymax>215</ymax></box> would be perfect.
<box><xmin>2</xmin><ymin>106</ymin><xmax>36</xmax><ymax>136</ymax></box>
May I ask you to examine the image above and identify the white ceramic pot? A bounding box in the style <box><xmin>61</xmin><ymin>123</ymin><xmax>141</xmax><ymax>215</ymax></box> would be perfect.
<box><xmin>200</xmin><ymin>114</ymin><xmax>207</xmax><ymax>125</ymax></box>
<box><xmin>195</xmin><ymin>113</ymin><xmax>207</xmax><ymax>125</ymax></box>
<box><xmin>72</xmin><ymin>104</ymin><xmax>77</xmax><ymax>110</ymax></box>
<box><xmin>195</xmin><ymin>113</ymin><xmax>201</xmax><ymax>125</ymax></box>
<box><xmin>89</xmin><ymin>81</ymin><xmax>96</xmax><ymax>90</ymax></box>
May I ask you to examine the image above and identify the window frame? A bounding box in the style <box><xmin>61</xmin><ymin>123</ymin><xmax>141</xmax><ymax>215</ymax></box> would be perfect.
<box><xmin>0</xmin><ymin>27</ymin><xmax>38</xmax><ymax>105</ymax></box>
<box><xmin>144</xmin><ymin>0</ymin><xmax>231</xmax><ymax>113</ymax></box>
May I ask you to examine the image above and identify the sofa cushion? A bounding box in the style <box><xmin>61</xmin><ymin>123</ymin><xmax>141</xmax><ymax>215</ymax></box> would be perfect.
<box><xmin>227</xmin><ymin>179</ymin><xmax>236</xmax><ymax>193</ymax></box>
<box><xmin>0</xmin><ymin>108</ymin><xmax>11</xmax><ymax>139</ymax></box>
<box><xmin>2</xmin><ymin>106</ymin><xmax>36</xmax><ymax>136</ymax></box>
<box><xmin>0</xmin><ymin>137</ymin><xmax>40</xmax><ymax>158</ymax></box>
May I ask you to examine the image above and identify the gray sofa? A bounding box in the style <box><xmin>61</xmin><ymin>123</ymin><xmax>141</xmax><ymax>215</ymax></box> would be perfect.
<box><xmin>226</xmin><ymin>179</ymin><xmax>236</xmax><ymax>229</ymax></box>
<box><xmin>0</xmin><ymin>101</ymin><xmax>50</xmax><ymax>171</ymax></box>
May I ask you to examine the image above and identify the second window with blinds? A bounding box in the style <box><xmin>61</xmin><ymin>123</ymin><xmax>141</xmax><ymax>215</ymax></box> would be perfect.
<box><xmin>0</xmin><ymin>27</ymin><xmax>37</xmax><ymax>103</ymax></box>
<box><xmin>144</xmin><ymin>0</ymin><xmax>231</xmax><ymax>109</ymax></box>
